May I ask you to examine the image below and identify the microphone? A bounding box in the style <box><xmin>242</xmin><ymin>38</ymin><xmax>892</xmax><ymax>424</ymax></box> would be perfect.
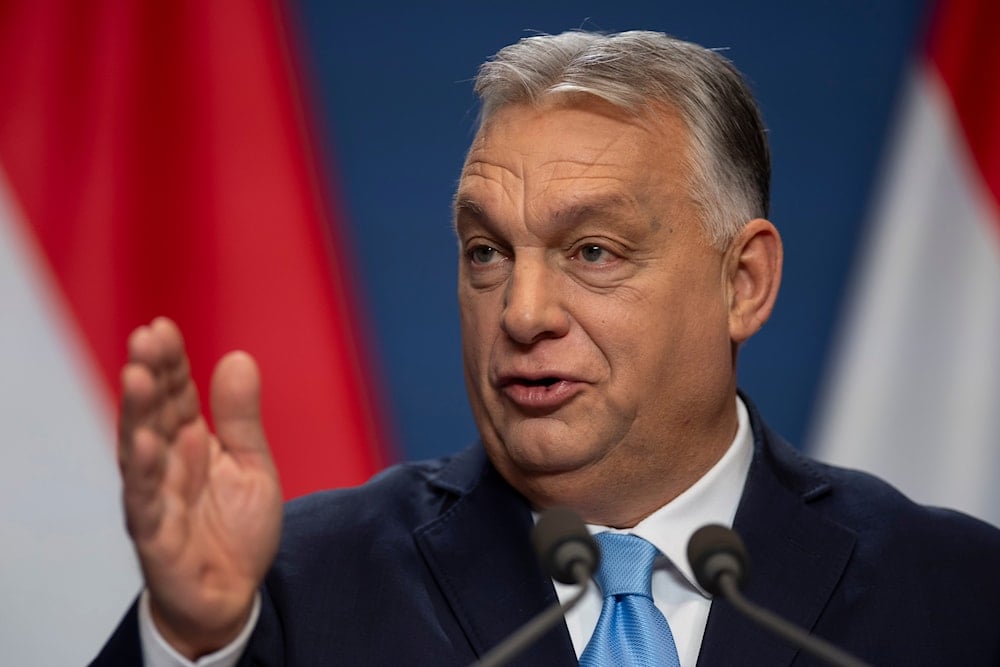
<box><xmin>470</xmin><ymin>508</ymin><xmax>598</xmax><ymax>667</ymax></box>
<box><xmin>533</xmin><ymin>506</ymin><xmax>601</xmax><ymax>584</ymax></box>
<box><xmin>687</xmin><ymin>523</ymin><xmax>748</xmax><ymax>595</ymax></box>
<box><xmin>687</xmin><ymin>525</ymin><xmax>872</xmax><ymax>667</ymax></box>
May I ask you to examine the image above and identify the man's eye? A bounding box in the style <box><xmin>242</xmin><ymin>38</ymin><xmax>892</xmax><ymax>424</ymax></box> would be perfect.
<box><xmin>577</xmin><ymin>244</ymin><xmax>613</xmax><ymax>264</ymax></box>
<box><xmin>469</xmin><ymin>245</ymin><xmax>502</xmax><ymax>265</ymax></box>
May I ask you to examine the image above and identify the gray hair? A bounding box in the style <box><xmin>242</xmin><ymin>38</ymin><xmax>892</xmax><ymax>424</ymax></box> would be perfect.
<box><xmin>473</xmin><ymin>30</ymin><xmax>770</xmax><ymax>248</ymax></box>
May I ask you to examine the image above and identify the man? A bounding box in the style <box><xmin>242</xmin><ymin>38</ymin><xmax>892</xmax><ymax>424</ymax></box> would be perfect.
<box><xmin>94</xmin><ymin>30</ymin><xmax>1000</xmax><ymax>666</ymax></box>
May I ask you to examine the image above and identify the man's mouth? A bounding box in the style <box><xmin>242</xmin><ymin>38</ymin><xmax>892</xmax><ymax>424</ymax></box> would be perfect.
<box><xmin>515</xmin><ymin>377</ymin><xmax>561</xmax><ymax>388</ymax></box>
<box><xmin>498</xmin><ymin>375</ymin><xmax>582</xmax><ymax>410</ymax></box>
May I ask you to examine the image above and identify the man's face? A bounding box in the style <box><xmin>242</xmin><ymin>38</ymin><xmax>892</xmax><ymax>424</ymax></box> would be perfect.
<box><xmin>455</xmin><ymin>99</ymin><xmax>738</xmax><ymax>519</ymax></box>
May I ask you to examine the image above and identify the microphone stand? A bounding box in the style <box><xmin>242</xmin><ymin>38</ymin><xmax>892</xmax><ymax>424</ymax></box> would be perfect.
<box><xmin>716</xmin><ymin>572</ymin><xmax>872</xmax><ymax>667</ymax></box>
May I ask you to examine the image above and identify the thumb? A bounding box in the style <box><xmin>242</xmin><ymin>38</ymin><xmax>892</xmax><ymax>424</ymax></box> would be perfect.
<box><xmin>210</xmin><ymin>351</ymin><xmax>273</xmax><ymax>468</ymax></box>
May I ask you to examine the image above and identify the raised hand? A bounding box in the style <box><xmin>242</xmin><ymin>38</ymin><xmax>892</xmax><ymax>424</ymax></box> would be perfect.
<box><xmin>118</xmin><ymin>317</ymin><xmax>283</xmax><ymax>659</ymax></box>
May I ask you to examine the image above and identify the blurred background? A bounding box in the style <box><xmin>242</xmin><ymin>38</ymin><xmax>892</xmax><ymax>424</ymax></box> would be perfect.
<box><xmin>2</xmin><ymin>1</ymin><xmax>997</xmax><ymax>664</ymax></box>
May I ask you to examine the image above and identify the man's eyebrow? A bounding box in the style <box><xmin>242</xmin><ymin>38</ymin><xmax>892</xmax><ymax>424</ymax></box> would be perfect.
<box><xmin>452</xmin><ymin>196</ymin><xmax>485</xmax><ymax>233</ymax></box>
<box><xmin>452</xmin><ymin>193</ymin><xmax>639</xmax><ymax>234</ymax></box>
<box><xmin>453</xmin><ymin>196</ymin><xmax>483</xmax><ymax>218</ymax></box>
<box><xmin>549</xmin><ymin>194</ymin><xmax>635</xmax><ymax>226</ymax></box>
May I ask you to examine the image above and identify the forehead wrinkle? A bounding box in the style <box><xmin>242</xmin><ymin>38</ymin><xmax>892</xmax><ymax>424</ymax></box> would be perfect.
<box><xmin>453</xmin><ymin>154</ymin><xmax>526</xmax><ymax>230</ymax></box>
<box><xmin>525</xmin><ymin>153</ymin><xmax>636</xmax><ymax>223</ymax></box>
<box><xmin>532</xmin><ymin>128</ymin><xmax>638</xmax><ymax>173</ymax></box>
<box><xmin>539</xmin><ymin>193</ymin><xmax>648</xmax><ymax>238</ymax></box>
<box><xmin>455</xmin><ymin>102</ymin><xmax>680</xmax><ymax>238</ymax></box>
<box><xmin>549</xmin><ymin>193</ymin><xmax>635</xmax><ymax>223</ymax></box>
<box><xmin>535</xmin><ymin>158</ymin><xmax>629</xmax><ymax>178</ymax></box>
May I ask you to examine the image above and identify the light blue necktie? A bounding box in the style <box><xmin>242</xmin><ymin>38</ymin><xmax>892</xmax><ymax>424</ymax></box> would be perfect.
<box><xmin>579</xmin><ymin>533</ymin><xmax>681</xmax><ymax>667</ymax></box>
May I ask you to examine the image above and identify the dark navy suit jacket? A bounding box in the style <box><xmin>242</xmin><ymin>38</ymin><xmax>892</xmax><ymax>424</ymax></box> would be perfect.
<box><xmin>93</xmin><ymin>398</ymin><xmax>1000</xmax><ymax>665</ymax></box>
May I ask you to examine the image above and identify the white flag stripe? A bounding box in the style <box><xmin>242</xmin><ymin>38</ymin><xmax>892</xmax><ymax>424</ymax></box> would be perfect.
<box><xmin>0</xmin><ymin>167</ymin><xmax>140</xmax><ymax>665</ymax></box>
<box><xmin>811</xmin><ymin>64</ymin><xmax>1000</xmax><ymax>526</ymax></box>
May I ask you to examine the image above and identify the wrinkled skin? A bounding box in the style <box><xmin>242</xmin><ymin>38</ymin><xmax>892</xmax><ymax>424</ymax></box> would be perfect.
<box><xmin>455</xmin><ymin>99</ymin><xmax>781</xmax><ymax>527</ymax></box>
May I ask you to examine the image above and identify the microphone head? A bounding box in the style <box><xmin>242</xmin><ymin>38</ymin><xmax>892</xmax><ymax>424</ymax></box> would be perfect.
<box><xmin>532</xmin><ymin>507</ymin><xmax>600</xmax><ymax>585</ymax></box>
<box><xmin>687</xmin><ymin>524</ymin><xmax>749</xmax><ymax>596</ymax></box>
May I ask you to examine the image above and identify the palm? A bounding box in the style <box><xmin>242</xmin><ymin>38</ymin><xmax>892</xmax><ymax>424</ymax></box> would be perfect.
<box><xmin>119</xmin><ymin>318</ymin><xmax>282</xmax><ymax>656</ymax></box>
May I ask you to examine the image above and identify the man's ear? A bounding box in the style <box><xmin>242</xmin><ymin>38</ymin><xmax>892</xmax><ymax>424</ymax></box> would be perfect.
<box><xmin>726</xmin><ymin>218</ymin><xmax>783</xmax><ymax>344</ymax></box>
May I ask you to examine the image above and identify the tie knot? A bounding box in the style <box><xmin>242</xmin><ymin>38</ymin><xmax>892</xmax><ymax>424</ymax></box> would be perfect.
<box><xmin>593</xmin><ymin>533</ymin><xmax>658</xmax><ymax>599</ymax></box>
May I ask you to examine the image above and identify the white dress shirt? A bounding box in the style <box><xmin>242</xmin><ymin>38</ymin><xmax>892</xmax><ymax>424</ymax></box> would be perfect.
<box><xmin>141</xmin><ymin>397</ymin><xmax>753</xmax><ymax>667</ymax></box>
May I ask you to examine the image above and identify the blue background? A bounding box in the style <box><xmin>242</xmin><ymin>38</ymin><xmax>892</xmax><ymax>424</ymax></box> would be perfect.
<box><xmin>289</xmin><ymin>1</ymin><xmax>933</xmax><ymax>461</ymax></box>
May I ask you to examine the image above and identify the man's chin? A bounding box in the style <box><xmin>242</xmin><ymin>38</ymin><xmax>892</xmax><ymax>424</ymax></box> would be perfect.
<box><xmin>486</xmin><ymin>436</ymin><xmax>607</xmax><ymax>479</ymax></box>
<box><xmin>476</xmin><ymin>412</ymin><xmax>624</xmax><ymax>479</ymax></box>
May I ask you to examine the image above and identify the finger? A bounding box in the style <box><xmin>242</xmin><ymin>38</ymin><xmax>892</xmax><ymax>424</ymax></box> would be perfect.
<box><xmin>151</xmin><ymin>370</ymin><xmax>200</xmax><ymax>444</ymax></box>
<box><xmin>121</xmin><ymin>425</ymin><xmax>168</xmax><ymax>542</ymax></box>
<box><xmin>119</xmin><ymin>355</ymin><xmax>170</xmax><ymax>539</ymax></box>
<box><xmin>125</xmin><ymin>318</ymin><xmax>186</xmax><ymax>408</ymax></box>
<box><xmin>124</xmin><ymin>318</ymin><xmax>201</xmax><ymax>441</ymax></box>
<box><xmin>125</xmin><ymin>322</ymin><xmax>154</xmax><ymax>364</ymax></box>
<box><xmin>163</xmin><ymin>325</ymin><xmax>203</xmax><ymax>440</ymax></box>
<box><xmin>144</xmin><ymin>318</ymin><xmax>192</xmax><ymax>436</ymax></box>
<box><xmin>210</xmin><ymin>351</ymin><xmax>275</xmax><ymax>469</ymax></box>
<box><xmin>128</xmin><ymin>316</ymin><xmax>183</xmax><ymax>363</ymax></box>
<box><xmin>149</xmin><ymin>317</ymin><xmax>191</xmax><ymax>394</ymax></box>
<box><xmin>119</xmin><ymin>361</ymin><xmax>160</xmax><ymax>470</ymax></box>
<box><xmin>122</xmin><ymin>323</ymin><xmax>168</xmax><ymax>439</ymax></box>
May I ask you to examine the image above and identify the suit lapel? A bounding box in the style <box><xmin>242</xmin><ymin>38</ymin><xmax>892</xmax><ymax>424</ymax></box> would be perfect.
<box><xmin>697</xmin><ymin>413</ymin><xmax>857</xmax><ymax>666</ymax></box>
<box><xmin>413</xmin><ymin>447</ymin><xmax>578</xmax><ymax>666</ymax></box>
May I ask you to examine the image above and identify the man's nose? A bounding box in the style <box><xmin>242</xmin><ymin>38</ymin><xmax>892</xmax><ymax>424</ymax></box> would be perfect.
<box><xmin>500</xmin><ymin>255</ymin><xmax>571</xmax><ymax>344</ymax></box>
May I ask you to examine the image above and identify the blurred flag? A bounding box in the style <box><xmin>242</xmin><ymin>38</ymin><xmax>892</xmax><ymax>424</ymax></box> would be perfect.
<box><xmin>0</xmin><ymin>1</ymin><xmax>391</xmax><ymax>664</ymax></box>
<box><xmin>811</xmin><ymin>0</ymin><xmax>1000</xmax><ymax>527</ymax></box>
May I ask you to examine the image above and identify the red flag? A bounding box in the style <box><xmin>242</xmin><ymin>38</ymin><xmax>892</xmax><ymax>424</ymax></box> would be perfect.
<box><xmin>0</xmin><ymin>1</ymin><xmax>392</xmax><ymax>662</ymax></box>
<box><xmin>0</xmin><ymin>1</ymin><xmax>392</xmax><ymax>497</ymax></box>
<box><xmin>929</xmin><ymin>0</ymin><xmax>1000</xmax><ymax>211</ymax></box>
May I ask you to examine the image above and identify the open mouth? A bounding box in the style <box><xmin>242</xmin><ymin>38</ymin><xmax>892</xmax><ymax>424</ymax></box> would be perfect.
<box><xmin>499</xmin><ymin>375</ymin><xmax>581</xmax><ymax>410</ymax></box>
<box><xmin>517</xmin><ymin>377</ymin><xmax>561</xmax><ymax>388</ymax></box>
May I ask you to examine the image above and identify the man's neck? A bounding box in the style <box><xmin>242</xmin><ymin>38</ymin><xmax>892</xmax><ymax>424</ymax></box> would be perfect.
<box><xmin>514</xmin><ymin>407</ymin><xmax>740</xmax><ymax>527</ymax></box>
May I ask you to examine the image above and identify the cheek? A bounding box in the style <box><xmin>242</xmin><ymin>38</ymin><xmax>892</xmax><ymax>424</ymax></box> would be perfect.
<box><xmin>459</xmin><ymin>290</ymin><xmax>501</xmax><ymax>366</ymax></box>
<box><xmin>658</xmin><ymin>295</ymin><xmax>732</xmax><ymax>394</ymax></box>
<box><xmin>589</xmin><ymin>280</ymin><xmax>726</xmax><ymax>376</ymax></box>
